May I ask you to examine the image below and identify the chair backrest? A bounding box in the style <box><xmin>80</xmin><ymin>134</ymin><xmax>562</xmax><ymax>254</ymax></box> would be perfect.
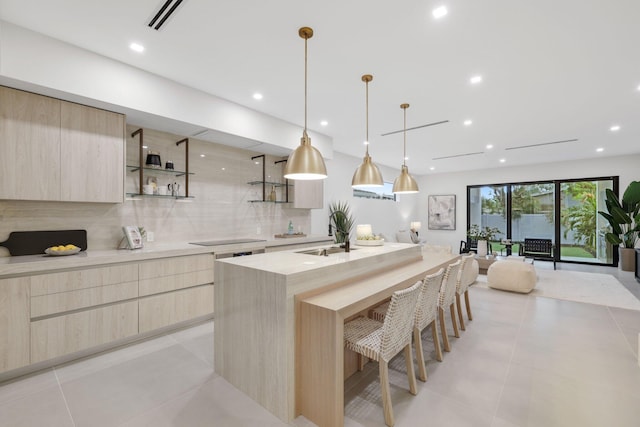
<box><xmin>523</xmin><ymin>238</ymin><xmax>553</xmax><ymax>254</ymax></box>
<box><xmin>415</xmin><ymin>268</ymin><xmax>445</xmax><ymax>331</ymax></box>
<box><xmin>456</xmin><ymin>253</ymin><xmax>476</xmax><ymax>295</ymax></box>
<box><xmin>380</xmin><ymin>280</ymin><xmax>422</xmax><ymax>362</ymax></box>
<box><xmin>438</xmin><ymin>260</ymin><xmax>462</xmax><ymax>309</ymax></box>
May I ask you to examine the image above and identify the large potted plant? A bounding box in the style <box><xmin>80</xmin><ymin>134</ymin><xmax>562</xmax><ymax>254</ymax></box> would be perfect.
<box><xmin>329</xmin><ymin>201</ymin><xmax>355</xmax><ymax>251</ymax></box>
<box><xmin>598</xmin><ymin>181</ymin><xmax>640</xmax><ymax>271</ymax></box>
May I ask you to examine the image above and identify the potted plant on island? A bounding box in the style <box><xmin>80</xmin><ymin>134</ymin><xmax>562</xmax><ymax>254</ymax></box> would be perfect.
<box><xmin>467</xmin><ymin>224</ymin><xmax>500</xmax><ymax>257</ymax></box>
<box><xmin>329</xmin><ymin>201</ymin><xmax>355</xmax><ymax>252</ymax></box>
<box><xmin>598</xmin><ymin>180</ymin><xmax>640</xmax><ymax>271</ymax></box>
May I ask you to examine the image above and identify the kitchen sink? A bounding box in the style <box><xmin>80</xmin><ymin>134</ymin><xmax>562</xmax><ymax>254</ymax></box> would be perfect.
<box><xmin>296</xmin><ymin>246</ymin><xmax>358</xmax><ymax>256</ymax></box>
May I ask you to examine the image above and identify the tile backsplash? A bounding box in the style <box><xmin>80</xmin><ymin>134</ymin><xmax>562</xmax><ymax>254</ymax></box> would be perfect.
<box><xmin>0</xmin><ymin>125</ymin><xmax>310</xmax><ymax>255</ymax></box>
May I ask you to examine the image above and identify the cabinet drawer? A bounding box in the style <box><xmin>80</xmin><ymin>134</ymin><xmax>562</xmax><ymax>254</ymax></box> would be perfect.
<box><xmin>139</xmin><ymin>269</ymin><xmax>213</xmax><ymax>297</ymax></box>
<box><xmin>30</xmin><ymin>264</ymin><xmax>138</xmax><ymax>296</ymax></box>
<box><xmin>139</xmin><ymin>254</ymin><xmax>213</xmax><ymax>280</ymax></box>
<box><xmin>30</xmin><ymin>300</ymin><xmax>138</xmax><ymax>363</ymax></box>
<box><xmin>31</xmin><ymin>280</ymin><xmax>138</xmax><ymax>318</ymax></box>
<box><xmin>138</xmin><ymin>285</ymin><xmax>214</xmax><ymax>333</ymax></box>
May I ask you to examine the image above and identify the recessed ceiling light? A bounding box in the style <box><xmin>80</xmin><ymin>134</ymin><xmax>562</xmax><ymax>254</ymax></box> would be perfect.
<box><xmin>596</xmin><ymin>147</ymin><xmax>604</xmax><ymax>152</ymax></box>
<box><xmin>142</xmin><ymin>145</ymin><xmax>148</xmax><ymax>149</ymax></box>
<box><xmin>221</xmin><ymin>167</ymin><xmax>226</xmax><ymax>170</ymax></box>
<box><xmin>200</xmin><ymin>154</ymin><xmax>206</xmax><ymax>158</ymax></box>
<box><xmin>363</xmin><ymin>140</ymin><xmax>369</xmax><ymax>145</ymax></box>
<box><xmin>320</xmin><ymin>120</ymin><xmax>328</xmax><ymax>126</ymax></box>
<box><xmin>463</xmin><ymin>119</ymin><xmax>473</xmax><ymax>126</ymax></box>
<box><xmin>610</xmin><ymin>125</ymin><xmax>620</xmax><ymax>132</ymax></box>
<box><xmin>432</xmin><ymin>6</ymin><xmax>448</xmax><ymax>19</ymax></box>
<box><xmin>129</xmin><ymin>43</ymin><xmax>144</xmax><ymax>53</ymax></box>
<box><xmin>637</xmin><ymin>84</ymin><xmax>640</xmax><ymax>91</ymax></box>
<box><xmin>499</xmin><ymin>158</ymin><xmax>506</xmax><ymax>163</ymax></box>
<box><xmin>254</xmin><ymin>161</ymin><xmax>259</xmax><ymax>164</ymax></box>
<box><xmin>430</xmin><ymin>167</ymin><xmax>435</xmax><ymax>171</ymax></box>
<box><xmin>486</xmin><ymin>144</ymin><xmax>493</xmax><ymax>149</ymax></box>
<box><xmin>253</xmin><ymin>93</ymin><xmax>263</xmax><ymax>100</ymax></box>
<box><xmin>404</xmin><ymin>156</ymin><xmax>409</xmax><ymax>161</ymax></box>
<box><xmin>470</xmin><ymin>75</ymin><xmax>483</xmax><ymax>84</ymax></box>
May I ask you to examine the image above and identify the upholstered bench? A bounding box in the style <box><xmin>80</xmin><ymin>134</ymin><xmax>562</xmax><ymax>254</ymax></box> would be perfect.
<box><xmin>487</xmin><ymin>260</ymin><xmax>537</xmax><ymax>293</ymax></box>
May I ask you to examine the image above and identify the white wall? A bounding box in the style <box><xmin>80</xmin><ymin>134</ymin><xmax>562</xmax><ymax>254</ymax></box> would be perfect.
<box><xmin>417</xmin><ymin>154</ymin><xmax>640</xmax><ymax>252</ymax></box>
<box><xmin>311</xmin><ymin>152</ymin><xmax>418</xmax><ymax>241</ymax></box>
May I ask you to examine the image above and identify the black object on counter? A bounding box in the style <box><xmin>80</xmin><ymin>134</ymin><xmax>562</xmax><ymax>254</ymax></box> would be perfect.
<box><xmin>0</xmin><ymin>230</ymin><xmax>88</xmax><ymax>256</ymax></box>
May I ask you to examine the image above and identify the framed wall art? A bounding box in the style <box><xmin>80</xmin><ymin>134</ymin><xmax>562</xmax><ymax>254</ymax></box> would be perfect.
<box><xmin>428</xmin><ymin>194</ymin><xmax>456</xmax><ymax>230</ymax></box>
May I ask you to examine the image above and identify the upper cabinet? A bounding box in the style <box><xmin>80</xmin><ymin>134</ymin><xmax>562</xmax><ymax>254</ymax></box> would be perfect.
<box><xmin>0</xmin><ymin>86</ymin><xmax>125</xmax><ymax>203</ymax></box>
<box><xmin>0</xmin><ymin>86</ymin><xmax>62</xmax><ymax>201</ymax></box>
<box><xmin>293</xmin><ymin>179</ymin><xmax>323</xmax><ymax>209</ymax></box>
<box><xmin>60</xmin><ymin>102</ymin><xmax>125</xmax><ymax>203</ymax></box>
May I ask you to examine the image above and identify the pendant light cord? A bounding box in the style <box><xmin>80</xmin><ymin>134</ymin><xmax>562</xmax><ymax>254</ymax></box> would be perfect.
<box><xmin>403</xmin><ymin>106</ymin><xmax>407</xmax><ymax>167</ymax></box>
<box><xmin>304</xmin><ymin>35</ymin><xmax>308</xmax><ymax>133</ymax></box>
<box><xmin>365</xmin><ymin>79</ymin><xmax>370</xmax><ymax>155</ymax></box>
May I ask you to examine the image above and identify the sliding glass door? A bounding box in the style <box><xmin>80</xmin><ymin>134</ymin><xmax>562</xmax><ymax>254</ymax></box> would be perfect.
<box><xmin>467</xmin><ymin>176</ymin><xmax>617</xmax><ymax>267</ymax></box>
<box><xmin>559</xmin><ymin>179</ymin><xmax>614</xmax><ymax>264</ymax></box>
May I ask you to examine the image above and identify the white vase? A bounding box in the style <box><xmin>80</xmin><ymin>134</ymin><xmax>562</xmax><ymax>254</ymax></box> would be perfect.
<box><xmin>477</xmin><ymin>240</ymin><xmax>488</xmax><ymax>257</ymax></box>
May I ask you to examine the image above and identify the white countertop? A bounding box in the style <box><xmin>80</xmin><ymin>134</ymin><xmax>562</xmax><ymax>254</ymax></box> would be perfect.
<box><xmin>0</xmin><ymin>235</ymin><xmax>335</xmax><ymax>277</ymax></box>
<box><xmin>216</xmin><ymin>242</ymin><xmax>419</xmax><ymax>276</ymax></box>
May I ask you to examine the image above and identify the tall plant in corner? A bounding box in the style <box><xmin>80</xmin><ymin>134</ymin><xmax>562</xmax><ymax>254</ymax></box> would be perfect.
<box><xmin>329</xmin><ymin>201</ymin><xmax>355</xmax><ymax>245</ymax></box>
<box><xmin>598</xmin><ymin>180</ymin><xmax>640</xmax><ymax>271</ymax></box>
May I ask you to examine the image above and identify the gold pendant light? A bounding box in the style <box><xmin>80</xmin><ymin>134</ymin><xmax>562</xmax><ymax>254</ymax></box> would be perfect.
<box><xmin>283</xmin><ymin>27</ymin><xmax>328</xmax><ymax>180</ymax></box>
<box><xmin>352</xmin><ymin>74</ymin><xmax>384</xmax><ymax>188</ymax></box>
<box><xmin>392</xmin><ymin>103</ymin><xmax>419</xmax><ymax>194</ymax></box>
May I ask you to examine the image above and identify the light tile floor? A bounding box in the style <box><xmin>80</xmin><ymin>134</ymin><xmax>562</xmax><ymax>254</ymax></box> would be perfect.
<box><xmin>1</xmin><ymin>263</ymin><xmax>639</xmax><ymax>427</ymax></box>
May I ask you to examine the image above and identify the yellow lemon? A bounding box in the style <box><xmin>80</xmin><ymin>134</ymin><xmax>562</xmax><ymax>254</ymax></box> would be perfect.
<box><xmin>65</xmin><ymin>244</ymin><xmax>77</xmax><ymax>250</ymax></box>
<box><xmin>49</xmin><ymin>247</ymin><xmax>60</xmax><ymax>251</ymax></box>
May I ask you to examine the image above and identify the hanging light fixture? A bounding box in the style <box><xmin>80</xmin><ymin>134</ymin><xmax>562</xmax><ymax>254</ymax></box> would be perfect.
<box><xmin>352</xmin><ymin>74</ymin><xmax>384</xmax><ymax>188</ymax></box>
<box><xmin>392</xmin><ymin>103</ymin><xmax>419</xmax><ymax>194</ymax></box>
<box><xmin>283</xmin><ymin>27</ymin><xmax>328</xmax><ymax>180</ymax></box>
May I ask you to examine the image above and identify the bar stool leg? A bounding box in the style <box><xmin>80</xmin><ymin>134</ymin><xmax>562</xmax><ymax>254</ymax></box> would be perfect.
<box><xmin>439</xmin><ymin>307</ymin><xmax>451</xmax><ymax>352</ymax></box>
<box><xmin>456</xmin><ymin>294</ymin><xmax>466</xmax><ymax>331</ymax></box>
<box><xmin>431</xmin><ymin>320</ymin><xmax>443</xmax><ymax>362</ymax></box>
<box><xmin>465</xmin><ymin>290</ymin><xmax>473</xmax><ymax>321</ymax></box>
<box><xmin>379</xmin><ymin>361</ymin><xmax>394</xmax><ymax>427</ymax></box>
<box><xmin>450</xmin><ymin>303</ymin><xmax>460</xmax><ymax>338</ymax></box>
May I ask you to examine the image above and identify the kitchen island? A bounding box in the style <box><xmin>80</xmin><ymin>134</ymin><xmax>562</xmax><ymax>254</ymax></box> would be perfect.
<box><xmin>214</xmin><ymin>243</ymin><xmax>458</xmax><ymax>425</ymax></box>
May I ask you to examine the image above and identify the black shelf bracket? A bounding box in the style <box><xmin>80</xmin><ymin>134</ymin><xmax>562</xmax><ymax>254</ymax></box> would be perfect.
<box><xmin>176</xmin><ymin>138</ymin><xmax>189</xmax><ymax>197</ymax></box>
<box><xmin>274</xmin><ymin>159</ymin><xmax>289</xmax><ymax>203</ymax></box>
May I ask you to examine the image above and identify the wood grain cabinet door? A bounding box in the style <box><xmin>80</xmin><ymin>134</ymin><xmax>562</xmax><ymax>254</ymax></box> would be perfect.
<box><xmin>0</xmin><ymin>86</ymin><xmax>61</xmax><ymax>201</ymax></box>
<box><xmin>60</xmin><ymin>101</ymin><xmax>125</xmax><ymax>203</ymax></box>
<box><xmin>0</xmin><ymin>277</ymin><xmax>31</xmax><ymax>373</ymax></box>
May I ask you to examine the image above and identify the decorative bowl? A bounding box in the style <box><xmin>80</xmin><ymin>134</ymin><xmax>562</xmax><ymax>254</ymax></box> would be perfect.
<box><xmin>355</xmin><ymin>239</ymin><xmax>384</xmax><ymax>246</ymax></box>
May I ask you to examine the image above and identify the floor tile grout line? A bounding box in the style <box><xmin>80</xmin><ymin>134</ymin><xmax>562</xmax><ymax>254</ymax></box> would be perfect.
<box><xmin>489</xmin><ymin>292</ymin><xmax>531</xmax><ymax>426</ymax></box>
<box><xmin>53</xmin><ymin>368</ymin><xmax>77</xmax><ymax>427</ymax></box>
<box><xmin>606</xmin><ymin>305</ymin><xmax>639</xmax><ymax>359</ymax></box>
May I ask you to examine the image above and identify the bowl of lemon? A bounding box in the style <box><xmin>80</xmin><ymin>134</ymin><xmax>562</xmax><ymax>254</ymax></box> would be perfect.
<box><xmin>45</xmin><ymin>244</ymin><xmax>81</xmax><ymax>256</ymax></box>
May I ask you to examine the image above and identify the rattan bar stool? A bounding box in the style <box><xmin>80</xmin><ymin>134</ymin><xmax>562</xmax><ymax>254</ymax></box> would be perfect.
<box><xmin>456</xmin><ymin>253</ymin><xmax>476</xmax><ymax>331</ymax></box>
<box><xmin>438</xmin><ymin>260</ymin><xmax>462</xmax><ymax>352</ymax></box>
<box><xmin>370</xmin><ymin>268</ymin><xmax>446</xmax><ymax>381</ymax></box>
<box><xmin>344</xmin><ymin>281</ymin><xmax>422</xmax><ymax>427</ymax></box>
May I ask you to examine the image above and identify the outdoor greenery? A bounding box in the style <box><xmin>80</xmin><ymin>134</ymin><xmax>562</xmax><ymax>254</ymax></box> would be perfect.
<box><xmin>560</xmin><ymin>181</ymin><xmax>598</xmax><ymax>256</ymax></box>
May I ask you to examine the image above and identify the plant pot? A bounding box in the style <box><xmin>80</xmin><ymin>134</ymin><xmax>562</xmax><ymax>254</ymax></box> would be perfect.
<box><xmin>619</xmin><ymin>247</ymin><xmax>636</xmax><ymax>272</ymax></box>
<box><xmin>477</xmin><ymin>240</ymin><xmax>488</xmax><ymax>257</ymax></box>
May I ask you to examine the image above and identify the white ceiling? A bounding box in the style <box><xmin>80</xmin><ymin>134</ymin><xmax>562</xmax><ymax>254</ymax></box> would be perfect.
<box><xmin>2</xmin><ymin>0</ymin><xmax>639</xmax><ymax>175</ymax></box>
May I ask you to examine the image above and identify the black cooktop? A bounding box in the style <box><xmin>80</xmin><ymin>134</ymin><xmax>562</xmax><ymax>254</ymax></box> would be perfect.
<box><xmin>189</xmin><ymin>238</ymin><xmax>267</xmax><ymax>246</ymax></box>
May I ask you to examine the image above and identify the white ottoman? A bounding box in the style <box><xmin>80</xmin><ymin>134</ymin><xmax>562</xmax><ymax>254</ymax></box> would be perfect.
<box><xmin>487</xmin><ymin>260</ymin><xmax>537</xmax><ymax>293</ymax></box>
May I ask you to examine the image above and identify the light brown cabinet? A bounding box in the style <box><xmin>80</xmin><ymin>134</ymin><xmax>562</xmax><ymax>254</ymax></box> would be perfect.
<box><xmin>0</xmin><ymin>86</ymin><xmax>61</xmax><ymax>201</ymax></box>
<box><xmin>0</xmin><ymin>277</ymin><xmax>31</xmax><ymax>372</ymax></box>
<box><xmin>0</xmin><ymin>86</ymin><xmax>125</xmax><ymax>203</ymax></box>
<box><xmin>0</xmin><ymin>253</ymin><xmax>215</xmax><ymax>376</ymax></box>
<box><xmin>293</xmin><ymin>179</ymin><xmax>324</xmax><ymax>209</ymax></box>
<box><xmin>60</xmin><ymin>101</ymin><xmax>125</xmax><ymax>203</ymax></box>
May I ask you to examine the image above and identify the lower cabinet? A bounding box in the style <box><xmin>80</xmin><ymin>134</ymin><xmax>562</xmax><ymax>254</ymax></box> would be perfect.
<box><xmin>139</xmin><ymin>285</ymin><xmax>214</xmax><ymax>333</ymax></box>
<box><xmin>0</xmin><ymin>253</ymin><xmax>215</xmax><ymax>376</ymax></box>
<box><xmin>30</xmin><ymin>301</ymin><xmax>139</xmax><ymax>363</ymax></box>
<box><xmin>0</xmin><ymin>278</ymin><xmax>30</xmax><ymax>372</ymax></box>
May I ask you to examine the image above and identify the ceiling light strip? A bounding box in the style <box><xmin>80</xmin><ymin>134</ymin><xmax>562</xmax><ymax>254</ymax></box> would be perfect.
<box><xmin>380</xmin><ymin>120</ymin><xmax>449</xmax><ymax>136</ymax></box>
<box><xmin>148</xmin><ymin>0</ymin><xmax>184</xmax><ymax>30</ymax></box>
<box><xmin>504</xmin><ymin>138</ymin><xmax>579</xmax><ymax>151</ymax></box>
<box><xmin>432</xmin><ymin>151</ymin><xmax>484</xmax><ymax>160</ymax></box>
